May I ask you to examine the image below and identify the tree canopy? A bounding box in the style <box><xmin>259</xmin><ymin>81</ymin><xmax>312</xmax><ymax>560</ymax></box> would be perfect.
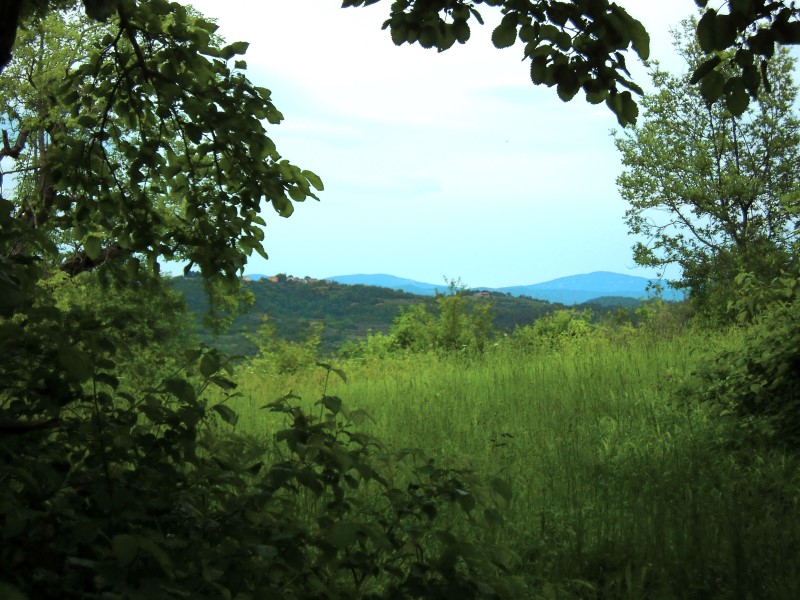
<box><xmin>2</xmin><ymin>1</ymin><xmax>800</xmax><ymax>128</ymax></box>
<box><xmin>614</xmin><ymin>19</ymin><xmax>800</xmax><ymax>319</ymax></box>
<box><xmin>2</xmin><ymin>1</ymin><xmax>321</xmax><ymax>286</ymax></box>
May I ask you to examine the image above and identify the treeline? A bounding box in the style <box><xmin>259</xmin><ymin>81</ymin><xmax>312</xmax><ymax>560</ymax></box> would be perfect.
<box><xmin>172</xmin><ymin>275</ymin><xmax>651</xmax><ymax>357</ymax></box>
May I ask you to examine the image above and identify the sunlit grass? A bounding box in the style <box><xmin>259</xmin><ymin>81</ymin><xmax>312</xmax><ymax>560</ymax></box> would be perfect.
<box><xmin>220</xmin><ymin>329</ymin><xmax>800</xmax><ymax>598</ymax></box>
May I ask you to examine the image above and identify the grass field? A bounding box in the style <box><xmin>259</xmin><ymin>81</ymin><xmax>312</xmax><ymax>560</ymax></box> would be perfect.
<box><xmin>220</xmin><ymin>329</ymin><xmax>800</xmax><ymax>598</ymax></box>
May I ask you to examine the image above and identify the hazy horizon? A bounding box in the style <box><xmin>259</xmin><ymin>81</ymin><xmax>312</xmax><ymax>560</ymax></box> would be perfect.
<box><xmin>173</xmin><ymin>0</ymin><xmax>698</xmax><ymax>288</ymax></box>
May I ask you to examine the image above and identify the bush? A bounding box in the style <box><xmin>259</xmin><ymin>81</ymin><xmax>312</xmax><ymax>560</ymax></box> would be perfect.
<box><xmin>248</xmin><ymin>316</ymin><xmax>323</xmax><ymax>375</ymax></box>
<box><xmin>511</xmin><ymin>309</ymin><xmax>596</xmax><ymax>352</ymax></box>
<box><xmin>0</xmin><ymin>355</ymin><xmax>524</xmax><ymax>599</ymax></box>
<box><xmin>687</xmin><ymin>285</ymin><xmax>800</xmax><ymax>445</ymax></box>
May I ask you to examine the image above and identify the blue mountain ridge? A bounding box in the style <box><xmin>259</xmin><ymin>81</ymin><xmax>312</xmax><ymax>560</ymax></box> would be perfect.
<box><xmin>245</xmin><ymin>272</ymin><xmax>684</xmax><ymax>305</ymax></box>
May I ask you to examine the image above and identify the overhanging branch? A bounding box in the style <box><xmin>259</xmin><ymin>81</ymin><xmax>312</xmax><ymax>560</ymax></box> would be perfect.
<box><xmin>61</xmin><ymin>243</ymin><xmax>127</xmax><ymax>276</ymax></box>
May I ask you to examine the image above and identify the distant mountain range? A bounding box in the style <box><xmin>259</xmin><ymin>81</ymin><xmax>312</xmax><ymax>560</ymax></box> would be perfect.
<box><xmin>322</xmin><ymin>272</ymin><xmax>683</xmax><ymax>305</ymax></box>
<box><xmin>246</xmin><ymin>271</ymin><xmax>683</xmax><ymax>305</ymax></box>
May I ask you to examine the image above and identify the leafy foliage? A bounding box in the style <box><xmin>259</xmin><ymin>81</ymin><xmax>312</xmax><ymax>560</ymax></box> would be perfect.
<box><xmin>0</xmin><ymin>4</ymin><xmax>321</xmax><ymax>304</ymax></box>
<box><xmin>691</xmin><ymin>0</ymin><xmax>800</xmax><ymax>113</ymax></box>
<box><xmin>173</xmin><ymin>276</ymin><xmax>560</xmax><ymax>357</ymax></box>
<box><xmin>353</xmin><ymin>0</ymin><xmax>649</xmax><ymax>125</ymax></box>
<box><xmin>248</xmin><ymin>315</ymin><xmax>324</xmax><ymax>375</ymax></box>
<box><xmin>687</xmin><ymin>269</ymin><xmax>800</xmax><ymax>444</ymax></box>
<box><xmin>614</xmin><ymin>19</ymin><xmax>800</xmax><ymax>321</ymax></box>
<box><xmin>1</xmin><ymin>344</ymin><xmax>523</xmax><ymax>598</ymax></box>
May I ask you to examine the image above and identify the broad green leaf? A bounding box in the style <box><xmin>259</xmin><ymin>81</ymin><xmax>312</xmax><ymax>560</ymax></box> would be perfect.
<box><xmin>210</xmin><ymin>375</ymin><xmax>237</xmax><ymax>390</ymax></box>
<box><xmin>453</xmin><ymin>20</ymin><xmax>470</xmax><ymax>44</ymax></box>
<box><xmin>690</xmin><ymin>55</ymin><xmax>722</xmax><ymax>84</ymax></box>
<box><xmin>390</xmin><ymin>22</ymin><xmax>408</xmax><ymax>46</ymax></box>
<box><xmin>628</xmin><ymin>15</ymin><xmax>650</xmax><ymax>60</ymax></box>
<box><xmin>199</xmin><ymin>351</ymin><xmax>221</xmax><ymax>378</ymax></box>
<box><xmin>489</xmin><ymin>477</ymin><xmax>513</xmax><ymax>503</ymax></box>
<box><xmin>84</xmin><ymin>236</ymin><xmax>102</xmax><ymax>261</ymax></box>
<box><xmin>725</xmin><ymin>77</ymin><xmax>750</xmax><ymax>116</ymax></box>
<box><xmin>137</xmin><ymin>537</ymin><xmax>174</xmax><ymax>577</ymax></box>
<box><xmin>619</xmin><ymin>91</ymin><xmax>639</xmax><ymax>126</ymax></box>
<box><xmin>419</xmin><ymin>26</ymin><xmax>436</xmax><ymax>49</ymax></box>
<box><xmin>212</xmin><ymin>403</ymin><xmax>239</xmax><ymax>426</ymax></box>
<box><xmin>163</xmin><ymin>377</ymin><xmax>196</xmax><ymax>403</ymax></box>
<box><xmin>58</xmin><ymin>347</ymin><xmax>92</xmax><ymax>382</ymax></box>
<box><xmin>700</xmin><ymin>69</ymin><xmax>725</xmax><ymax>102</ymax></box>
<box><xmin>318</xmin><ymin>395</ymin><xmax>343</xmax><ymax>415</ymax></box>
<box><xmin>112</xmin><ymin>534</ymin><xmax>139</xmax><ymax>567</ymax></box>
<box><xmin>714</xmin><ymin>14</ymin><xmax>738</xmax><ymax>50</ymax></box>
<box><xmin>555</xmin><ymin>66</ymin><xmax>580</xmax><ymax>102</ymax></box>
<box><xmin>0</xmin><ymin>582</ymin><xmax>27</xmax><ymax>600</ymax></box>
<box><xmin>492</xmin><ymin>15</ymin><xmax>518</xmax><ymax>49</ymax></box>
<box><xmin>530</xmin><ymin>56</ymin><xmax>548</xmax><ymax>85</ymax></box>
<box><xmin>696</xmin><ymin>10</ymin><xmax>717</xmax><ymax>53</ymax></box>
<box><xmin>83</xmin><ymin>0</ymin><xmax>120</xmax><ymax>21</ymax></box>
<box><xmin>219</xmin><ymin>41</ymin><xmax>249</xmax><ymax>60</ymax></box>
<box><xmin>328</xmin><ymin>521</ymin><xmax>358</xmax><ymax>548</ymax></box>
<box><xmin>302</xmin><ymin>170</ymin><xmax>324</xmax><ymax>191</ymax></box>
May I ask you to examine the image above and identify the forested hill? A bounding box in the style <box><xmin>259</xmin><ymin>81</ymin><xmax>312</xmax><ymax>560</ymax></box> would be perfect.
<box><xmin>171</xmin><ymin>276</ymin><xmax>574</xmax><ymax>356</ymax></box>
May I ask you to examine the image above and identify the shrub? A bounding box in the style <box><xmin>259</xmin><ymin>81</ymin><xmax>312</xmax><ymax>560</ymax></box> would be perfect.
<box><xmin>0</xmin><ymin>355</ymin><xmax>524</xmax><ymax>599</ymax></box>
<box><xmin>687</xmin><ymin>276</ymin><xmax>800</xmax><ymax>445</ymax></box>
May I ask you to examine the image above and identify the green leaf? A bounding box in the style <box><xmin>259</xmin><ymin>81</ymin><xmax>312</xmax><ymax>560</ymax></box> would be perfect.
<box><xmin>328</xmin><ymin>521</ymin><xmax>358</xmax><ymax>548</ymax></box>
<box><xmin>0</xmin><ymin>582</ymin><xmax>27</xmax><ymax>600</ymax></box>
<box><xmin>690</xmin><ymin>55</ymin><xmax>722</xmax><ymax>84</ymax></box>
<box><xmin>725</xmin><ymin>77</ymin><xmax>750</xmax><ymax>116</ymax></box>
<box><xmin>137</xmin><ymin>537</ymin><xmax>174</xmax><ymax>577</ymax></box>
<box><xmin>492</xmin><ymin>15</ymin><xmax>518</xmax><ymax>49</ymax></box>
<box><xmin>219</xmin><ymin>41</ymin><xmax>249</xmax><ymax>60</ymax></box>
<box><xmin>696</xmin><ymin>10</ymin><xmax>718</xmax><ymax>53</ymax></box>
<box><xmin>619</xmin><ymin>91</ymin><xmax>639</xmax><ymax>126</ymax></box>
<box><xmin>318</xmin><ymin>395</ymin><xmax>343</xmax><ymax>415</ymax></box>
<box><xmin>419</xmin><ymin>26</ymin><xmax>436</xmax><ymax>49</ymax></box>
<box><xmin>390</xmin><ymin>22</ymin><xmax>408</xmax><ymax>46</ymax></box>
<box><xmin>163</xmin><ymin>377</ymin><xmax>197</xmax><ymax>404</ymax></box>
<box><xmin>453</xmin><ymin>20</ymin><xmax>470</xmax><ymax>44</ymax></box>
<box><xmin>556</xmin><ymin>69</ymin><xmax>580</xmax><ymax>102</ymax></box>
<box><xmin>212</xmin><ymin>403</ymin><xmax>239</xmax><ymax>426</ymax></box>
<box><xmin>302</xmin><ymin>170</ymin><xmax>324</xmax><ymax>191</ymax></box>
<box><xmin>84</xmin><ymin>236</ymin><xmax>102</xmax><ymax>261</ymax></box>
<box><xmin>457</xmin><ymin>490</ymin><xmax>476</xmax><ymax>513</ymax></box>
<box><xmin>210</xmin><ymin>375</ymin><xmax>237</xmax><ymax>390</ymax></box>
<box><xmin>714</xmin><ymin>13</ymin><xmax>738</xmax><ymax>50</ymax></box>
<box><xmin>112</xmin><ymin>534</ymin><xmax>139</xmax><ymax>567</ymax></box>
<box><xmin>530</xmin><ymin>56</ymin><xmax>548</xmax><ymax>85</ymax></box>
<box><xmin>59</xmin><ymin>347</ymin><xmax>92</xmax><ymax>383</ymax></box>
<box><xmin>489</xmin><ymin>477</ymin><xmax>513</xmax><ymax>503</ymax></box>
<box><xmin>699</xmin><ymin>69</ymin><xmax>725</xmax><ymax>103</ymax></box>
<box><xmin>627</xmin><ymin>15</ymin><xmax>650</xmax><ymax>61</ymax></box>
<box><xmin>83</xmin><ymin>0</ymin><xmax>120</xmax><ymax>21</ymax></box>
<box><xmin>484</xmin><ymin>507</ymin><xmax>504</xmax><ymax>527</ymax></box>
<box><xmin>199</xmin><ymin>351</ymin><xmax>221</xmax><ymax>378</ymax></box>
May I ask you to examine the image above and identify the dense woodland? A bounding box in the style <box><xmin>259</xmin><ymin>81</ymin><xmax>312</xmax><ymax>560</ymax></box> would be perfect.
<box><xmin>2</xmin><ymin>1</ymin><xmax>800</xmax><ymax>599</ymax></box>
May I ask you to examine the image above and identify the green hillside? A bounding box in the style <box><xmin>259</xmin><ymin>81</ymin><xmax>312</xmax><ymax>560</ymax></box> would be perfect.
<box><xmin>171</xmin><ymin>276</ymin><xmax>566</xmax><ymax>356</ymax></box>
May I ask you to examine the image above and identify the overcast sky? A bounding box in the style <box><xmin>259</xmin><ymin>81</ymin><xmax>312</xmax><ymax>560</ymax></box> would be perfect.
<box><xmin>179</xmin><ymin>0</ymin><xmax>699</xmax><ymax>287</ymax></box>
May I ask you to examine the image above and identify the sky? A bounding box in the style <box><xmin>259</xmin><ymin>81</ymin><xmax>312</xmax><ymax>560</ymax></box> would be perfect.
<box><xmin>177</xmin><ymin>0</ymin><xmax>700</xmax><ymax>288</ymax></box>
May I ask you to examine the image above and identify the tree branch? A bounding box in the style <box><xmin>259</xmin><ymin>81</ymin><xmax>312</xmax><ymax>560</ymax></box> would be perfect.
<box><xmin>1</xmin><ymin>127</ymin><xmax>28</xmax><ymax>158</ymax></box>
<box><xmin>61</xmin><ymin>243</ymin><xmax>127</xmax><ymax>276</ymax></box>
<box><xmin>0</xmin><ymin>418</ymin><xmax>60</xmax><ymax>436</ymax></box>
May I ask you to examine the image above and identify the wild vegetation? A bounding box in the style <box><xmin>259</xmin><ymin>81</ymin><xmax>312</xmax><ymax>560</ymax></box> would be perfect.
<box><xmin>172</xmin><ymin>275</ymin><xmax>561</xmax><ymax>357</ymax></box>
<box><xmin>2</xmin><ymin>1</ymin><xmax>800</xmax><ymax>599</ymax></box>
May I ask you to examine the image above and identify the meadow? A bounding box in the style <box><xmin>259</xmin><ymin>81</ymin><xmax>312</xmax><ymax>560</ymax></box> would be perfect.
<box><xmin>222</xmin><ymin>328</ymin><xmax>800</xmax><ymax>599</ymax></box>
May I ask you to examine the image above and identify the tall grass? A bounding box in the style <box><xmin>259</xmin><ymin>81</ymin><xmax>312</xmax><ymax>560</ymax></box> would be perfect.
<box><xmin>224</xmin><ymin>330</ymin><xmax>800</xmax><ymax>598</ymax></box>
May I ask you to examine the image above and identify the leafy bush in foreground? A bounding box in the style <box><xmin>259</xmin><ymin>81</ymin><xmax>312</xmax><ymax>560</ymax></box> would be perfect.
<box><xmin>687</xmin><ymin>271</ymin><xmax>800</xmax><ymax>445</ymax></box>
<box><xmin>1</xmin><ymin>350</ymin><xmax>521</xmax><ymax>599</ymax></box>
